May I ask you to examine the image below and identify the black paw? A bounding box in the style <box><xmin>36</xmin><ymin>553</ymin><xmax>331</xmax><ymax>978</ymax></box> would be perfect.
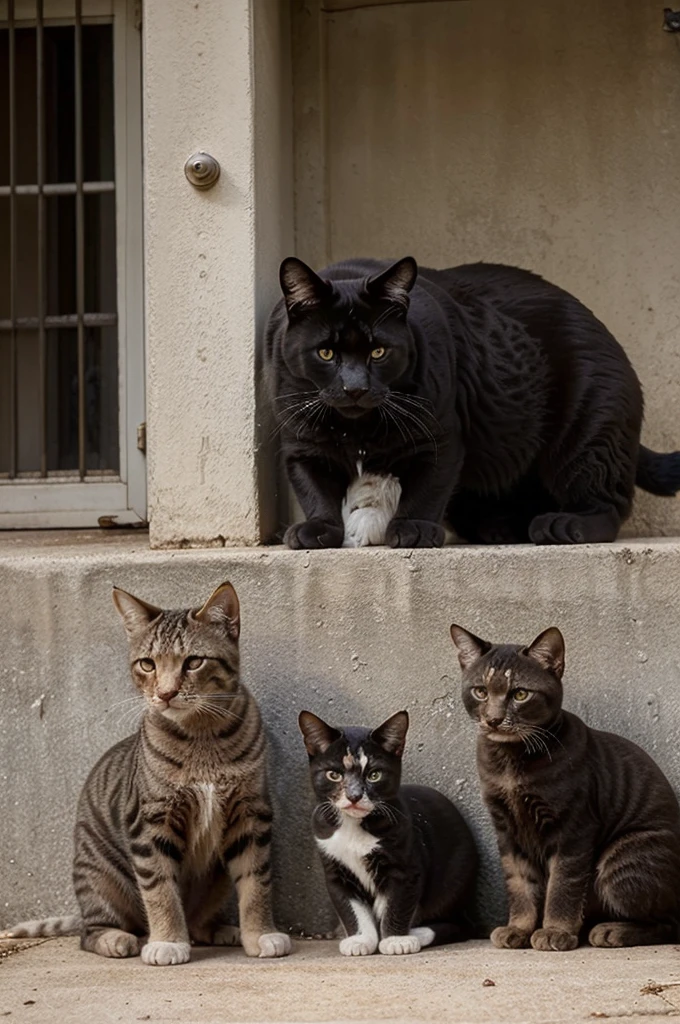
<box><xmin>529</xmin><ymin>513</ymin><xmax>586</xmax><ymax>545</ymax></box>
<box><xmin>284</xmin><ymin>519</ymin><xmax>344</xmax><ymax>550</ymax></box>
<box><xmin>385</xmin><ymin>519</ymin><xmax>445</xmax><ymax>548</ymax></box>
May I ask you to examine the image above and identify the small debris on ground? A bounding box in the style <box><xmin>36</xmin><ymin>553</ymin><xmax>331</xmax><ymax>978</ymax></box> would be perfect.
<box><xmin>482</xmin><ymin>978</ymin><xmax>495</xmax><ymax>987</ymax></box>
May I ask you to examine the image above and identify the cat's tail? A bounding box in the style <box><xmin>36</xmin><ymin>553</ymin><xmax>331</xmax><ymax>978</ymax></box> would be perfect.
<box><xmin>0</xmin><ymin>915</ymin><xmax>81</xmax><ymax>939</ymax></box>
<box><xmin>636</xmin><ymin>445</ymin><xmax>680</xmax><ymax>497</ymax></box>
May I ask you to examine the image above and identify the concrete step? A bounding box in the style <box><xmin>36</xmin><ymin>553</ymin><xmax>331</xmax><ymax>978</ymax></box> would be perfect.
<box><xmin>2</xmin><ymin>936</ymin><xmax>680</xmax><ymax>1023</ymax></box>
<box><xmin>2</xmin><ymin>533</ymin><xmax>680</xmax><ymax>934</ymax></box>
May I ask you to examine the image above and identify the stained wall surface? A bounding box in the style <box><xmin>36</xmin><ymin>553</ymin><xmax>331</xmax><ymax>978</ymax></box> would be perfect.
<box><xmin>293</xmin><ymin>0</ymin><xmax>680</xmax><ymax>537</ymax></box>
<box><xmin>2</xmin><ymin>535</ymin><xmax>680</xmax><ymax>934</ymax></box>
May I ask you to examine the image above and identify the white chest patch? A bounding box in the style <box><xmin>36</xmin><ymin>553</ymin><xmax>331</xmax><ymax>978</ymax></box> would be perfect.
<box><xmin>317</xmin><ymin>815</ymin><xmax>380</xmax><ymax>898</ymax></box>
<box><xmin>342</xmin><ymin>472</ymin><xmax>401</xmax><ymax>548</ymax></box>
<box><xmin>188</xmin><ymin>783</ymin><xmax>222</xmax><ymax>870</ymax></box>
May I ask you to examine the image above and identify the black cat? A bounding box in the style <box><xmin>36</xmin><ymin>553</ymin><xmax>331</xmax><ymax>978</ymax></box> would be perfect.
<box><xmin>264</xmin><ymin>256</ymin><xmax>680</xmax><ymax>548</ymax></box>
<box><xmin>298</xmin><ymin>709</ymin><xmax>478</xmax><ymax>956</ymax></box>
<box><xmin>451</xmin><ymin>623</ymin><xmax>680</xmax><ymax>951</ymax></box>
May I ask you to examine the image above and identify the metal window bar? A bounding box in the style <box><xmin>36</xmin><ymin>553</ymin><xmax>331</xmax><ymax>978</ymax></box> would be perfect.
<box><xmin>75</xmin><ymin>0</ymin><xmax>85</xmax><ymax>479</ymax></box>
<box><xmin>37</xmin><ymin>0</ymin><xmax>45</xmax><ymax>474</ymax></box>
<box><xmin>8</xmin><ymin>0</ymin><xmax>17</xmax><ymax>478</ymax></box>
<box><xmin>2</xmin><ymin>2</ymin><xmax>118</xmax><ymax>480</ymax></box>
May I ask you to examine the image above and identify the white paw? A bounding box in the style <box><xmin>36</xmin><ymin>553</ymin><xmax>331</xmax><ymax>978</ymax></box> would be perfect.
<box><xmin>258</xmin><ymin>932</ymin><xmax>292</xmax><ymax>958</ymax></box>
<box><xmin>339</xmin><ymin>935</ymin><xmax>378</xmax><ymax>957</ymax></box>
<box><xmin>410</xmin><ymin>926</ymin><xmax>435</xmax><ymax>948</ymax></box>
<box><xmin>141</xmin><ymin>941</ymin><xmax>191</xmax><ymax>966</ymax></box>
<box><xmin>342</xmin><ymin>473</ymin><xmax>401</xmax><ymax>547</ymax></box>
<box><xmin>379</xmin><ymin>934</ymin><xmax>422</xmax><ymax>955</ymax></box>
<box><xmin>213</xmin><ymin>925</ymin><xmax>241</xmax><ymax>946</ymax></box>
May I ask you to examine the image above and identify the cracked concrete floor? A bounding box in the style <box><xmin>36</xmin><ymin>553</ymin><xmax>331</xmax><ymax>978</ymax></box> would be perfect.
<box><xmin>2</xmin><ymin>937</ymin><xmax>680</xmax><ymax>1023</ymax></box>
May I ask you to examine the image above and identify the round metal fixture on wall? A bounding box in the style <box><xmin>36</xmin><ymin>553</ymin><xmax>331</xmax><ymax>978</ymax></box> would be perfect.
<box><xmin>184</xmin><ymin>152</ymin><xmax>221</xmax><ymax>189</ymax></box>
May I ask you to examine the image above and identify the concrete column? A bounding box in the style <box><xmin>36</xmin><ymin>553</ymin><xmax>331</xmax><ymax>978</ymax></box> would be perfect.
<box><xmin>143</xmin><ymin>0</ymin><xmax>292</xmax><ymax>548</ymax></box>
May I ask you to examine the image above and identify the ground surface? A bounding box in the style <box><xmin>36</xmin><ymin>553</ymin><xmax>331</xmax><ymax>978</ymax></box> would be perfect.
<box><xmin>2</xmin><ymin>937</ymin><xmax>680</xmax><ymax>1023</ymax></box>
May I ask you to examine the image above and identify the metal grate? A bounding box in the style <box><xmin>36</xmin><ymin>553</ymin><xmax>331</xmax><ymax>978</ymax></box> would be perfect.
<box><xmin>1</xmin><ymin>0</ymin><xmax>119</xmax><ymax>480</ymax></box>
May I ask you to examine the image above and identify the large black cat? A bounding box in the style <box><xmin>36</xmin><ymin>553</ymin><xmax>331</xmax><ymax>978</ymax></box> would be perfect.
<box><xmin>264</xmin><ymin>257</ymin><xmax>680</xmax><ymax>548</ymax></box>
<box><xmin>298</xmin><ymin>710</ymin><xmax>478</xmax><ymax>956</ymax></box>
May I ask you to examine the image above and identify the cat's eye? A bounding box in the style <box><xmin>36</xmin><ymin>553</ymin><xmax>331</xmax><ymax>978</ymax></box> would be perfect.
<box><xmin>366</xmin><ymin>770</ymin><xmax>382</xmax><ymax>783</ymax></box>
<box><xmin>326</xmin><ymin>770</ymin><xmax>342</xmax><ymax>782</ymax></box>
<box><xmin>370</xmin><ymin>346</ymin><xmax>386</xmax><ymax>361</ymax></box>
<box><xmin>184</xmin><ymin>657</ymin><xmax>205</xmax><ymax>671</ymax></box>
<box><xmin>138</xmin><ymin>658</ymin><xmax>156</xmax><ymax>673</ymax></box>
<box><xmin>318</xmin><ymin>348</ymin><xmax>335</xmax><ymax>362</ymax></box>
<box><xmin>471</xmin><ymin>686</ymin><xmax>488</xmax><ymax>701</ymax></box>
<box><xmin>512</xmin><ymin>688</ymin><xmax>531</xmax><ymax>702</ymax></box>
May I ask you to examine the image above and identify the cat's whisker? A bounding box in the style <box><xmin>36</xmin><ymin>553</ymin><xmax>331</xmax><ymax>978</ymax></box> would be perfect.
<box><xmin>388</xmin><ymin>392</ymin><xmax>439</xmax><ymax>421</ymax></box>
<box><xmin>386</xmin><ymin>396</ymin><xmax>440</xmax><ymax>458</ymax></box>
<box><xmin>274</xmin><ymin>390</ymin><xmax>319</xmax><ymax>402</ymax></box>
<box><xmin>295</xmin><ymin>399</ymin><xmax>325</xmax><ymax>440</ymax></box>
<box><xmin>382</xmin><ymin>401</ymin><xmax>415</xmax><ymax>452</ymax></box>
<box><xmin>271</xmin><ymin>395</ymin><xmax>323</xmax><ymax>439</ymax></box>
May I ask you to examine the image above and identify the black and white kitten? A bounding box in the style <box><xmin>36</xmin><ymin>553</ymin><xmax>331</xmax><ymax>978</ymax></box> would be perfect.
<box><xmin>298</xmin><ymin>709</ymin><xmax>478</xmax><ymax>956</ymax></box>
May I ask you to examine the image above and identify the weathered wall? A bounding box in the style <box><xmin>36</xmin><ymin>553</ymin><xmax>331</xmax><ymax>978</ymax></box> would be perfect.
<box><xmin>293</xmin><ymin>0</ymin><xmax>680</xmax><ymax>537</ymax></box>
<box><xmin>143</xmin><ymin>0</ymin><xmax>293</xmax><ymax>548</ymax></box>
<box><xmin>2</xmin><ymin>534</ymin><xmax>680</xmax><ymax>935</ymax></box>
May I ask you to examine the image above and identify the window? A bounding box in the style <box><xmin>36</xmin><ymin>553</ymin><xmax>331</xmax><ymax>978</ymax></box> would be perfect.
<box><xmin>0</xmin><ymin>0</ymin><xmax>144</xmax><ymax>527</ymax></box>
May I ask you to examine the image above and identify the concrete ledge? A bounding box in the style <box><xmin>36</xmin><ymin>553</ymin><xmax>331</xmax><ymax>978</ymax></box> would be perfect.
<box><xmin>3</xmin><ymin>937</ymin><xmax>680</xmax><ymax>1023</ymax></box>
<box><xmin>2</xmin><ymin>534</ymin><xmax>680</xmax><ymax>934</ymax></box>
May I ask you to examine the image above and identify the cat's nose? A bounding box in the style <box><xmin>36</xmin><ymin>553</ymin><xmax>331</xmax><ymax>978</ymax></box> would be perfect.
<box><xmin>486</xmin><ymin>715</ymin><xmax>505</xmax><ymax>729</ymax></box>
<box><xmin>343</xmin><ymin>386</ymin><xmax>369</xmax><ymax>400</ymax></box>
<box><xmin>156</xmin><ymin>685</ymin><xmax>180</xmax><ymax>702</ymax></box>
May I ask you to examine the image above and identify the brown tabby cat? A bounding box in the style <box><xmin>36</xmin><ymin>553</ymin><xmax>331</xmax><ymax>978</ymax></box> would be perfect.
<box><xmin>2</xmin><ymin>582</ymin><xmax>292</xmax><ymax>966</ymax></box>
<box><xmin>451</xmin><ymin>623</ymin><xmax>680</xmax><ymax>952</ymax></box>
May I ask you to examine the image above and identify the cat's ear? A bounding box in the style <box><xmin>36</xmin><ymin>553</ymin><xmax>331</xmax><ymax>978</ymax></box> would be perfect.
<box><xmin>280</xmin><ymin>257</ymin><xmax>332</xmax><ymax>315</ymax></box>
<box><xmin>371</xmin><ymin>710</ymin><xmax>409</xmax><ymax>757</ymax></box>
<box><xmin>365</xmin><ymin>257</ymin><xmax>418</xmax><ymax>309</ymax></box>
<box><xmin>450</xmin><ymin>624</ymin><xmax>491</xmax><ymax>671</ymax></box>
<box><xmin>525</xmin><ymin>627</ymin><xmax>565</xmax><ymax>679</ymax></box>
<box><xmin>298</xmin><ymin>711</ymin><xmax>341</xmax><ymax>756</ymax></box>
<box><xmin>193</xmin><ymin>582</ymin><xmax>240</xmax><ymax>640</ymax></box>
<box><xmin>112</xmin><ymin>587</ymin><xmax>163</xmax><ymax>635</ymax></box>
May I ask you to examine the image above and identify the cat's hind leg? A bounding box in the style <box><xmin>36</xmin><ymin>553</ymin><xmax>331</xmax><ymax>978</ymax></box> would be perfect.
<box><xmin>529</xmin><ymin>505</ymin><xmax>620</xmax><ymax>545</ymax></box>
<box><xmin>590</xmin><ymin>830</ymin><xmax>680</xmax><ymax>947</ymax></box>
<box><xmin>74</xmin><ymin>851</ymin><xmax>146</xmax><ymax>959</ymax></box>
<box><xmin>588</xmin><ymin>921</ymin><xmax>676</xmax><ymax>947</ymax></box>
<box><xmin>532</xmin><ymin>433</ymin><xmax>635</xmax><ymax>544</ymax></box>
<box><xmin>82</xmin><ymin>928</ymin><xmax>142</xmax><ymax>958</ymax></box>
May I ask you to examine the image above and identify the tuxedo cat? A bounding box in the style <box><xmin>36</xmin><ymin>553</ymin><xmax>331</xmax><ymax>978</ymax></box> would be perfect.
<box><xmin>451</xmin><ymin>623</ymin><xmax>680</xmax><ymax>951</ymax></box>
<box><xmin>265</xmin><ymin>256</ymin><xmax>680</xmax><ymax>548</ymax></box>
<box><xmin>298</xmin><ymin>709</ymin><xmax>478</xmax><ymax>955</ymax></box>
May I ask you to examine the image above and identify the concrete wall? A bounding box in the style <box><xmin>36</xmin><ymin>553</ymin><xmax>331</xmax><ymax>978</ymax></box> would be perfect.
<box><xmin>3</xmin><ymin>533</ymin><xmax>680</xmax><ymax>935</ymax></box>
<box><xmin>143</xmin><ymin>0</ymin><xmax>293</xmax><ymax>548</ymax></box>
<box><xmin>292</xmin><ymin>0</ymin><xmax>680</xmax><ymax>538</ymax></box>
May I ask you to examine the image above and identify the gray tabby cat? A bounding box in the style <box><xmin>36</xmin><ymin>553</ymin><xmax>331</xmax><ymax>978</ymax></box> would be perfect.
<box><xmin>2</xmin><ymin>582</ymin><xmax>292</xmax><ymax>966</ymax></box>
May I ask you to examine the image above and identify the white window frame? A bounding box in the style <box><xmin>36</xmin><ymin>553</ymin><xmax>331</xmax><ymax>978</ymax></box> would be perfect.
<box><xmin>0</xmin><ymin>0</ymin><xmax>145</xmax><ymax>527</ymax></box>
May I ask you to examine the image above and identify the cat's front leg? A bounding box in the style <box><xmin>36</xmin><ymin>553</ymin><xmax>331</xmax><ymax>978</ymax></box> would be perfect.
<box><xmin>386</xmin><ymin>448</ymin><xmax>462</xmax><ymax>548</ymax></box>
<box><xmin>131</xmin><ymin>829</ymin><xmax>191</xmax><ymax>966</ymax></box>
<box><xmin>531</xmin><ymin>850</ymin><xmax>591</xmax><ymax>952</ymax></box>
<box><xmin>284</xmin><ymin>456</ymin><xmax>349</xmax><ymax>549</ymax></box>
<box><xmin>321</xmin><ymin>869</ymin><xmax>378</xmax><ymax>956</ymax></box>
<box><xmin>491</xmin><ymin>850</ymin><xmax>543</xmax><ymax>950</ymax></box>
<box><xmin>225</xmin><ymin>810</ymin><xmax>292</xmax><ymax>958</ymax></box>
<box><xmin>377</xmin><ymin>880</ymin><xmax>422</xmax><ymax>955</ymax></box>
